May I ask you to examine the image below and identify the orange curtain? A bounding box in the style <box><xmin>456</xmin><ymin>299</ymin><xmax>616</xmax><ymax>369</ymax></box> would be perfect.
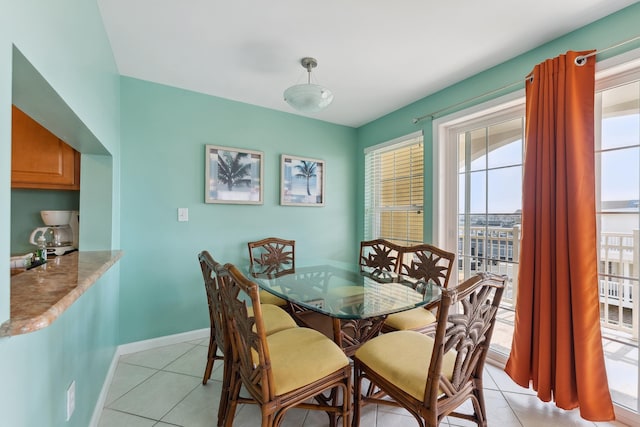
<box><xmin>504</xmin><ymin>51</ymin><xmax>614</xmax><ymax>421</ymax></box>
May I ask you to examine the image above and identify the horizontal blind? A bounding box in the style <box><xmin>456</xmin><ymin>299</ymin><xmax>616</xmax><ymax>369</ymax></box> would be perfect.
<box><xmin>364</xmin><ymin>134</ymin><xmax>424</xmax><ymax>245</ymax></box>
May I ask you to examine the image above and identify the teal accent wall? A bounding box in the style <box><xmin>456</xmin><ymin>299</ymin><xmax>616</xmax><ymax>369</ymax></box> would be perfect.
<box><xmin>0</xmin><ymin>1</ymin><xmax>120</xmax><ymax>427</ymax></box>
<box><xmin>118</xmin><ymin>77</ymin><xmax>359</xmax><ymax>343</ymax></box>
<box><xmin>0</xmin><ymin>267</ymin><xmax>120</xmax><ymax>427</ymax></box>
<box><xmin>355</xmin><ymin>3</ymin><xmax>640</xmax><ymax>244</ymax></box>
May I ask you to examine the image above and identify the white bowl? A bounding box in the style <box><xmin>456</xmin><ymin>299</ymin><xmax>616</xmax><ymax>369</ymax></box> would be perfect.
<box><xmin>40</xmin><ymin>210</ymin><xmax>73</xmax><ymax>226</ymax></box>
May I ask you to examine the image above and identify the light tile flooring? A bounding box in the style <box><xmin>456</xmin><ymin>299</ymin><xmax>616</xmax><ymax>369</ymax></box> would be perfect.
<box><xmin>98</xmin><ymin>337</ymin><xmax>629</xmax><ymax>427</ymax></box>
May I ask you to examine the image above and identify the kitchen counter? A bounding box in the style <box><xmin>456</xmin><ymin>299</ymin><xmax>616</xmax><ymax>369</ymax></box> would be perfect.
<box><xmin>0</xmin><ymin>250</ymin><xmax>123</xmax><ymax>336</ymax></box>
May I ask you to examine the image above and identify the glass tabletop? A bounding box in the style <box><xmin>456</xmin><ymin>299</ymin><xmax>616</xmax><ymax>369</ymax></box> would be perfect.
<box><xmin>242</xmin><ymin>259</ymin><xmax>442</xmax><ymax>320</ymax></box>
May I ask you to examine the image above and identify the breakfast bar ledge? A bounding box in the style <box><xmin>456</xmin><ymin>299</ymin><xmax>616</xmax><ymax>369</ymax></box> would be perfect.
<box><xmin>0</xmin><ymin>250</ymin><xmax>123</xmax><ymax>336</ymax></box>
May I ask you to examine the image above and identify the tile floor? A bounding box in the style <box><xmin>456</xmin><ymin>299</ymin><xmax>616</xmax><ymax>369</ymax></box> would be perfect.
<box><xmin>97</xmin><ymin>337</ymin><xmax>629</xmax><ymax>427</ymax></box>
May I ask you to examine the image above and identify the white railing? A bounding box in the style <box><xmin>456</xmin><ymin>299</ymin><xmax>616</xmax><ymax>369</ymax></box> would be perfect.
<box><xmin>600</xmin><ymin>279</ymin><xmax>634</xmax><ymax>309</ymax></box>
<box><xmin>457</xmin><ymin>224</ymin><xmax>520</xmax><ymax>307</ymax></box>
<box><xmin>599</xmin><ymin>230</ymin><xmax>639</xmax><ymax>339</ymax></box>
<box><xmin>459</xmin><ymin>226</ymin><xmax>639</xmax><ymax>340</ymax></box>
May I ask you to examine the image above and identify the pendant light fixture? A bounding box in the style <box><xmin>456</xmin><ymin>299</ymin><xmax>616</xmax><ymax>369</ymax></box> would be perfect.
<box><xmin>283</xmin><ymin>57</ymin><xmax>333</xmax><ymax>113</ymax></box>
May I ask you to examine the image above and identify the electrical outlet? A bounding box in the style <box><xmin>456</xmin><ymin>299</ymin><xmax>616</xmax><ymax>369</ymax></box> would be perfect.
<box><xmin>66</xmin><ymin>380</ymin><xmax>75</xmax><ymax>421</ymax></box>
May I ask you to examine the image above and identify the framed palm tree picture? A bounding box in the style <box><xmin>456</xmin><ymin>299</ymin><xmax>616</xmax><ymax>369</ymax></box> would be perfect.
<box><xmin>205</xmin><ymin>145</ymin><xmax>263</xmax><ymax>204</ymax></box>
<box><xmin>280</xmin><ymin>154</ymin><xmax>325</xmax><ymax>206</ymax></box>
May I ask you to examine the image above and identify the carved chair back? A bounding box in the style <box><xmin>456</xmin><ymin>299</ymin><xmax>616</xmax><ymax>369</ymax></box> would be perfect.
<box><xmin>248</xmin><ymin>237</ymin><xmax>295</xmax><ymax>276</ymax></box>
<box><xmin>359</xmin><ymin>239</ymin><xmax>402</xmax><ymax>273</ymax></box>
<box><xmin>397</xmin><ymin>243</ymin><xmax>456</xmax><ymax>292</ymax></box>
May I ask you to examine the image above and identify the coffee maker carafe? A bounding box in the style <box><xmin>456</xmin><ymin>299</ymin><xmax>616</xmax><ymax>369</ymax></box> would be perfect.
<box><xmin>29</xmin><ymin>210</ymin><xmax>79</xmax><ymax>256</ymax></box>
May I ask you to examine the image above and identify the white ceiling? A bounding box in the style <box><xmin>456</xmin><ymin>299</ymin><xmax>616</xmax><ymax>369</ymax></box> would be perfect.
<box><xmin>97</xmin><ymin>0</ymin><xmax>637</xmax><ymax>128</ymax></box>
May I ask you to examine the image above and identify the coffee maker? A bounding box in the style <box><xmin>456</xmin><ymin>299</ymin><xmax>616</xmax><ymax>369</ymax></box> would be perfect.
<box><xmin>29</xmin><ymin>210</ymin><xmax>79</xmax><ymax>256</ymax></box>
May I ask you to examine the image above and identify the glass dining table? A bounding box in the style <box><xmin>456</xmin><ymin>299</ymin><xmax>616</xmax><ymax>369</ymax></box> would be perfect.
<box><xmin>242</xmin><ymin>259</ymin><xmax>442</xmax><ymax>356</ymax></box>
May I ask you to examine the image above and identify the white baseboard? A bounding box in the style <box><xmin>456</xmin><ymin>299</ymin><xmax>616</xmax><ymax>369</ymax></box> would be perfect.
<box><xmin>89</xmin><ymin>328</ymin><xmax>209</xmax><ymax>427</ymax></box>
<box><xmin>117</xmin><ymin>328</ymin><xmax>209</xmax><ymax>356</ymax></box>
<box><xmin>89</xmin><ymin>348</ymin><xmax>121</xmax><ymax>427</ymax></box>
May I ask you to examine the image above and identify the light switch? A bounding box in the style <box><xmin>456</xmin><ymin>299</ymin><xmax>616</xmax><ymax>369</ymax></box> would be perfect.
<box><xmin>178</xmin><ymin>207</ymin><xmax>189</xmax><ymax>222</ymax></box>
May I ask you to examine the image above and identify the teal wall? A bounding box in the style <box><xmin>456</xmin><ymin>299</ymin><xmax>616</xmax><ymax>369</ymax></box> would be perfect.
<box><xmin>355</xmin><ymin>2</ymin><xmax>640</xmax><ymax>244</ymax></box>
<box><xmin>0</xmin><ymin>267</ymin><xmax>119</xmax><ymax>426</ymax></box>
<box><xmin>118</xmin><ymin>77</ymin><xmax>358</xmax><ymax>343</ymax></box>
<box><xmin>0</xmin><ymin>1</ymin><xmax>121</xmax><ymax>426</ymax></box>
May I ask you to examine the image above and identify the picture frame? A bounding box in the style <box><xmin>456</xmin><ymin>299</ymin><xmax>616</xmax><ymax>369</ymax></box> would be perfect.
<box><xmin>280</xmin><ymin>154</ymin><xmax>325</xmax><ymax>206</ymax></box>
<box><xmin>205</xmin><ymin>145</ymin><xmax>263</xmax><ymax>204</ymax></box>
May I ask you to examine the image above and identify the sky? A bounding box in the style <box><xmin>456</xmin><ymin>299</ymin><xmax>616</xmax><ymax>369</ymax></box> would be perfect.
<box><xmin>459</xmin><ymin>113</ymin><xmax>639</xmax><ymax>214</ymax></box>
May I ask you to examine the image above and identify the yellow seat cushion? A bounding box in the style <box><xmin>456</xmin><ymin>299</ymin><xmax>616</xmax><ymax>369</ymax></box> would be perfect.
<box><xmin>265</xmin><ymin>327</ymin><xmax>349</xmax><ymax>396</ymax></box>
<box><xmin>261</xmin><ymin>304</ymin><xmax>298</xmax><ymax>335</ymax></box>
<box><xmin>354</xmin><ymin>330</ymin><xmax>457</xmax><ymax>401</ymax></box>
<box><xmin>383</xmin><ymin>307</ymin><xmax>436</xmax><ymax>330</ymax></box>
<box><xmin>247</xmin><ymin>304</ymin><xmax>298</xmax><ymax>335</ymax></box>
<box><xmin>259</xmin><ymin>289</ymin><xmax>288</xmax><ymax>306</ymax></box>
<box><xmin>328</xmin><ymin>285</ymin><xmax>365</xmax><ymax>298</ymax></box>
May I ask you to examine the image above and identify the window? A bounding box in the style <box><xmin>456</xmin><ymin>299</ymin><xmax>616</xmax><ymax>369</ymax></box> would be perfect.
<box><xmin>438</xmin><ymin>102</ymin><xmax>525</xmax><ymax>356</ymax></box>
<box><xmin>457</xmin><ymin>116</ymin><xmax>524</xmax><ymax>291</ymax></box>
<box><xmin>364</xmin><ymin>132</ymin><xmax>423</xmax><ymax>245</ymax></box>
<box><xmin>595</xmin><ymin>64</ymin><xmax>640</xmax><ymax>413</ymax></box>
<box><xmin>435</xmin><ymin>52</ymin><xmax>640</xmax><ymax>417</ymax></box>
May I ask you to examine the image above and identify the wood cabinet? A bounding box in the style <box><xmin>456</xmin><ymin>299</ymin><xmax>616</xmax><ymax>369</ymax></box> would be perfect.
<box><xmin>11</xmin><ymin>105</ymin><xmax>80</xmax><ymax>190</ymax></box>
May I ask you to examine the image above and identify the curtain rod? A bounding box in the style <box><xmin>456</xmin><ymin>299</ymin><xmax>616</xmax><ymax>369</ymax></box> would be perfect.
<box><xmin>412</xmin><ymin>34</ymin><xmax>640</xmax><ymax>125</ymax></box>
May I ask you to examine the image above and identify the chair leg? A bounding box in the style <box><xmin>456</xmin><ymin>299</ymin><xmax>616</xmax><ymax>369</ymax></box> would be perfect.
<box><xmin>352</xmin><ymin>364</ymin><xmax>362</xmax><ymax>427</ymax></box>
<box><xmin>471</xmin><ymin>379</ymin><xmax>488</xmax><ymax>427</ymax></box>
<box><xmin>202</xmin><ymin>330</ymin><xmax>217</xmax><ymax>385</ymax></box>
<box><xmin>328</xmin><ymin>391</ymin><xmax>338</xmax><ymax>427</ymax></box>
<box><xmin>217</xmin><ymin>353</ymin><xmax>233</xmax><ymax>427</ymax></box>
<box><xmin>341</xmin><ymin>380</ymin><xmax>351</xmax><ymax>427</ymax></box>
<box><xmin>262</xmin><ymin>413</ymin><xmax>276</xmax><ymax>427</ymax></box>
<box><xmin>223</xmin><ymin>369</ymin><xmax>242</xmax><ymax>427</ymax></box>
<box><xmin>326</xmin><ymin>387</ymin><xmax>341</xmax><ymax>427</ymax></box>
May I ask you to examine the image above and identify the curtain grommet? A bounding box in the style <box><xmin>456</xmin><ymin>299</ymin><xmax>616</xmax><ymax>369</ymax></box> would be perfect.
<box><xmin>575</xmin><ymin>56</ymin><xmax>587</xmax><ymax>66</ymax></box>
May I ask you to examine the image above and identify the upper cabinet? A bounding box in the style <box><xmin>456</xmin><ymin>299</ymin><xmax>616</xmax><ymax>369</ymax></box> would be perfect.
<box><xmin>11</xmin><ymin>105</ymin><xmax>80</xmax><ymax>190</ymax></box>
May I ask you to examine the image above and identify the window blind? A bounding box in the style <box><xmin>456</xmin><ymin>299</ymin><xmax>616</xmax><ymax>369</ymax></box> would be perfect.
<box><xmin>364</xmin><ymin>134</ymin><xmax>424</xmax><ymax>245</ymax></box>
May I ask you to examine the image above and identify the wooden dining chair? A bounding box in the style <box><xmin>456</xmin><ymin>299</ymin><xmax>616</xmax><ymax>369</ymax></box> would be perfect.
<box><xmin>248</xmin><ymin>237</ymin><xmax>295</xmax><ymax>275</ymax></box>
<box><xmin>197</xmin><ymin>251</ymin><xmax>235</xmax><ymax>427</ymax></box>
<box><xmin>359</xmin><ymin>239</ymin><xmax>402</xmax><ymax>273</ymax></box>
<box><xmin>248</xmin><ymin>237</ymin><xmax>295</xmax><ymax>307</ymax></box>
<box><xmin>382</xmin><ymin>243</ymin><xmax>456</xmax><ymax>334</ymax></box>
<box><xmin>352</xmin><ymin>272</ymin><xmax>506</xmax><ymax>427</ymax></box>
<box><xmin>197</xmin><ymin>251</ymin><xmax>298</xmax><ymax>426</ymax></box>
<box><xmin>219</xmin><ymin>263</ymin><xmax>352</xmax><ymax>427</ymax></box>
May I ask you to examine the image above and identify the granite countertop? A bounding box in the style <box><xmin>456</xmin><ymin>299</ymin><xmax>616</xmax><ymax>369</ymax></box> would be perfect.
<box><xmin>0</xmin><ymin>250</ymin><xmax>123</xmax><ymax>336</ymax></box>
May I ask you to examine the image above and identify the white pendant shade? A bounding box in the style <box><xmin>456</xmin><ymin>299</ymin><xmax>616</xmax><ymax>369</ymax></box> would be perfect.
<box><xmin>284</xmin><ymin>83</ymin><xmax>334</xmax><ymax>113</ymax></box>
<box><xmin>283</xmin><ymin>57</ymin><xmax>333</xmax><ymax>113</ymax></box>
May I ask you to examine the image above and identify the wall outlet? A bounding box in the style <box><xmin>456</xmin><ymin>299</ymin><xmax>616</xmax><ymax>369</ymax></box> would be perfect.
<box><xmin>66</xmin><ymin>380</ymin><xmax>75</xmax><ymax>421</ymax></box>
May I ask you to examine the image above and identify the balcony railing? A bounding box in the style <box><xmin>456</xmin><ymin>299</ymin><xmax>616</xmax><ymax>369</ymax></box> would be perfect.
<box><xmin>459</xmin><ymin>226</ymin><xmax>639</xmax><ymax>340</ymax></box>
<box><xmin>599</xmin><ymin>230</ymin><xmax>639</xmax><ymax>339</ymax></box>
<box><xmin>458</xmin><ymin>224</ymin><xmax>520</xmax><ymax>307</ymax></box>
